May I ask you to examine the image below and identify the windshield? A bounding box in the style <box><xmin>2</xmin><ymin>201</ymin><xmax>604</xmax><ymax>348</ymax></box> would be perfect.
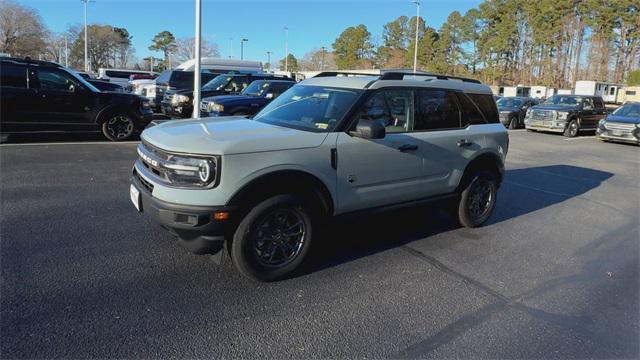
<box><xmin>612</xmin><ymin>103</ymin><xmax>640</xmax><ymax>117</ymax></box>
<box><xmin>67</xmin><ymin>69</ymin><xmax>99</xmax><ymax>92</ymax></box>
<box><xmin>253</xmin><ymin>85</ymin><xmax>361</xmax><ymax>132</ymax></box>
<box><xmin>203</xmin><ymin>75</ymin><xmax>232</xmax><ymax>91</ymax></box>
<box><xmin>242</xmin><ymin>81</ymin><xmax>269</xmax><ymax>97</ymax></box>
<box><xmin>543</xmin><ymin>95</ymin><xmax>581</xmax><ymax>105</ymax></box>
<box><xmin>497</xmin><ymin>98</ymin><xmax>523</xmax><ymax>108</ymax></box>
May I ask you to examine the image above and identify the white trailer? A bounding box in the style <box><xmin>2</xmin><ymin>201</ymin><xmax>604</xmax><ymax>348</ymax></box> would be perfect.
<box><xmin>620</xmin><ymin>86</ymin><xmax>640</xmax><ymax>103</ymax></box>
<box><xmin>557</xmin><ymin>89</ymin><xmax>572</xmax><ymax>95</ymax></box>
<box><xmin>176</xmin><ymin>58</ymin><xmax>262</xmax><ymax>73</ymax></box>
<box><xmin>502</xmin><ymin>86</ymin><xmax>531</xmax><ymax>98</ymax></box>
<box><xmin>574</xmin><ymin>80</ymin><xmax>623</xmax><ymax>103</ymax></box>
<box><xmin>530</xmin><ymin>86</ymin><xmax>558</xmax><ymax>99</ymax></box>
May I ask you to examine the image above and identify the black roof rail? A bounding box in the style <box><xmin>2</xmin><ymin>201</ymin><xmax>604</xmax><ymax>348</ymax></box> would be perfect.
<box><xmin>313</xmin><ymin>71</ymin><xmax>379</xmax><ymax>78</ymax></box>
<box><xmin>0</xmin><ymin>56</ymin><xmax>61</xmax><ymax>68</ymax></box>
<box><xmin>379</xmin><ymin>70</ymin><xmax>481</xmax><ymax>84</ymax></box>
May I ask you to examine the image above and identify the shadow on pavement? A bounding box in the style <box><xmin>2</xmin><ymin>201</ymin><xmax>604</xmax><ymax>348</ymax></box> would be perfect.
<box><xmin>308</xmin><ymin>164</ymin><xmax>614</xmax><ymax>273</ymax></box>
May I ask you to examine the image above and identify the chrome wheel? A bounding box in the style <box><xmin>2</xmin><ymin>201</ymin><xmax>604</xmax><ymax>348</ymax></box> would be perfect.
<box><xmin>252</xmin><ymin>209</ymin><xmax>306</xmax><ymax>267</ymax></box>
<box><xmin>467</xmin><ymin>178</ymin><xmax>494</xmax><ymax>221</ymax></box>
<box><xmin>106</xmin><ymin>115</ymin><xmax>134</xmax><ymax>139</ymax></box>
<box><xmin>567</xmin><ymin>121</ymin><xmax>579</xmax><ymax>137</ymax></box>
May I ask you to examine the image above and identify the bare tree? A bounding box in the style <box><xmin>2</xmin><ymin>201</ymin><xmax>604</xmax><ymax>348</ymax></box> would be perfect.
<box><xmin>299</xmin><ymin>48</ymin><xmax>336</xmax><ymax>71</ymax></box>
<box><xmin>0</xmin><ymin>0</ymin><xmax>47</xmax><ymax>57</ymax></box>
<box><xmin>171</xmin><ymin>37</ymin><xmax>220</xmax><ymax>64</ymax></box>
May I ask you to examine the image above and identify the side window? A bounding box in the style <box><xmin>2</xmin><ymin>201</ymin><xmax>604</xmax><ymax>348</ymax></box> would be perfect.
<box><xmin>0</xmin><ymin>64</ymin><xmax>28</xmax><ymax>88</ymax></box>
<box><xmin>414</xmin><ymin>89</ymin><xmax>461</xmax><ymax>130</ymax></box>
<box><xmin>467</xmin><ymin>93</ymin><xmax>499</xmax><ymax>124</ymax></box>
<box><xmin>355</xmin><ymin>89</ymin><xmax>413</xmax><ymax>133</ymax></box>
<box><xmin>456</xmin><ymin>92</ymin><xmax>485</xmax><ymax>126</ymax></box>
<box><xmin>269</xmin><ymin>83</ymin><xmax>290</xmax><ymax>97</ymax></box>
<box><xmin>229</xmin><ymin>77</ymin><xmax>248</xmax><ymax>92</ymax></box>
<box><xmin>35</xmin><ymin>68</ymin><xmax>79</xmax><ymax>92</ymax></box>
<box><xmin>582</xmin><ymin>97</ymin><xmax>594</xmax><ymax>109</ymax></box>
<box><xmin>593</xmin><ymin>98</ymin><xmax>604</xmax><ymax>109</ymax></box>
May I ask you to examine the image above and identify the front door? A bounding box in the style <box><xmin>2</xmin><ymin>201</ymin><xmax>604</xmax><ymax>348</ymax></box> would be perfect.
<box><xmin>580</xmin><ymin>97</ymin><xmax>598</xmax><ymax>129</ymax></box>
<box><xmin>335</xmin><ymin>89</ymin><xmax>425</xmax><ymax>213</ymax></box>
<box><xmin>31</xmin><ymin>67</ymin><xmax>94</xmax><ymax>129</ymax></box>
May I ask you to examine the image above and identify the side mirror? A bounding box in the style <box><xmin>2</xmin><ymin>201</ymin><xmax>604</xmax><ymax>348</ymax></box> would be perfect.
<box><xmin>351</xmin><ymin>121</ymin><xmax>385</xmax><ymax>139</ymax></box>
<box><xmin>265</xmin><ymin>93</ymin><xmax>274</xmax><ymax>99</ymax></box>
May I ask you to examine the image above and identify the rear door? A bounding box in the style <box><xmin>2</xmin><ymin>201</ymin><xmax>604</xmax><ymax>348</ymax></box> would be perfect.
<box><xmin>580</xmin><ymin>97</ymin><xmax>598</xmax><ymax>129</ymax></box>
<box><xmin>409</xmin><ymin>88</ymin><xmax>480</xmax><ymax>195</ymax></box>
<box><xmin>0</xmin><ymin>63</ymin><xmax>40</xmax><ymax>132</ymax></box>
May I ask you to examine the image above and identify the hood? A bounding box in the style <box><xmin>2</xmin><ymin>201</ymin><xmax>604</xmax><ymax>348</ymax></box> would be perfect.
<box><xmin>141</xmin><ymin>117</ymin><xmax>329</xmax><ymax>155</ymax></box>
<box><xmin>532</xmin><ymin>104</ymin><xmax>579</xmax><ymax>111</ymax></box>
<box><xmin>203</xmin><ymin>94</ymin><xmax>261</xmax><ymax>104</ymax></box>
<box><xmin>606</xmin><ymin>114</ymin><xmax>640</xmax><ymax>124</ymax></box>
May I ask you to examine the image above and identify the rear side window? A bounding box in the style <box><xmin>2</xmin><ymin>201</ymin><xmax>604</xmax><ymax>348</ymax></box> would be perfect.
<box><xmin>414</xmin><ymin>89</ymin><xmax>461</xmax><ymax>130</ymax></box>
<box><xmin>593</xmin><ymin>97</ymin><xmax>604</xmax><ymax>108</ymax></box>
<box><xmin>1</xmin><ymin>64</ymin><xmax>28</xmax><ymax>88</ymax></box>
<box><xmin>467</xmin><ymin>93</ymin><xmax>499</xmax><ymax>124</ymax></box>
<box><xmin>456</xmin><ymin>93</ymin><xmax>485</xmax><ymax>125</ymax></box>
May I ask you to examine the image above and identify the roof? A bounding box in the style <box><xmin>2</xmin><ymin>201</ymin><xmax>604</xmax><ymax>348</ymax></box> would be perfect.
<box><xmin>299</xmin><ymin>72</ymin><xmax>492</xmax><ymax>94</ymax></box>
<box><xmin>0</xmin><ymin>57</ymin><xmax>61</xmax><ymax>68</ymax></box>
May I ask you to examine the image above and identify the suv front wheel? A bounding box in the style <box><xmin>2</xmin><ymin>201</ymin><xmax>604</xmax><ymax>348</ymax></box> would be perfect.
<box><xmin>457</xmin><ymin>171</ymin><xmax>498</xmax><ymax>228</ymax></box>
<box><xmin>101</xmin><ymin>113</ymin><xmax>137</xmax><ymax>141</ymax></box>
<box><xmin>231</xmin><ymin>194</ymin><xmax>315</xmax><ymax>281</ymax></box>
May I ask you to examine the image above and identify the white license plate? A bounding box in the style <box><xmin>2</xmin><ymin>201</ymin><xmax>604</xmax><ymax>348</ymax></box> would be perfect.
<box><xmin>130</xmin><ymin>184</ymin><xmax>141</xmax><ymax>212</ymax></box>
<box><xmin>612</xmin><ymin>130</ymin><xmax>623</xmax><ymax>136</ymax></box>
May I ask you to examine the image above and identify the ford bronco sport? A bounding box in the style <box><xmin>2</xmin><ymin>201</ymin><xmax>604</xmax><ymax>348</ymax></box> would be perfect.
<box><xmin>130</xmin><ymin>70</ymin><xmax>509</xmax><ymax>281</ymax></box>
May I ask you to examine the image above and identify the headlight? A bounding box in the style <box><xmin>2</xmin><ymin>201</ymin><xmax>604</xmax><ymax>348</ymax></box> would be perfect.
<box><xmin>172</xmin><ymin>94</ymin><xmax>190</xmax><ymax>104</ymax></box>
<box><xmin>147</xmin><ymin>87</ymin><xmax>156</xmax><ymax>96</ymax></box>
<box><xmin>207</xmin><ymin>102</ymin><xmax>224</xmax><ymax>112</ymax></box>
<box><xmin>164</xmin><ymin>155</ymin><xmax>215</xmax><ymax>186</ymax></box>
<box><xmin>556</xmin><ymin>111</ymin><xmax>569</xmax><ymax>120</ymax></box>
<box><xmin>525</xmin><ymin>109</ymin><xmax>532</xmax><ymax>117</ymax></box>
<box><xmin>599</xmin><ymin>119</ymin><xmax>606</xmax><ymax>127</ymax></box>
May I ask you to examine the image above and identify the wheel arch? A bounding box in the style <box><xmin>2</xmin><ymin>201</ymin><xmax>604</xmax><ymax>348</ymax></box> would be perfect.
<box><xmin>226</xmin><ymin>169</ymin><xmax>335</xmax><ymax>217</ymax></box>
<box><xmin>456</xmin><ymin>151</ymin><xmax>505</xmax><ymax>193</ymax></box>
<box><xmin>95</xmin><ymin>104</ymin><xmax>136</xmax><ymax>125</ymax></box>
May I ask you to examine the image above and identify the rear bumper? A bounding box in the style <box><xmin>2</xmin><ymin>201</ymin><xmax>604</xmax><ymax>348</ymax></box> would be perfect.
<box><xmin>130</xmin><ymin>169</ymin><xmax>234</xmax><ymax>254</ymax></box>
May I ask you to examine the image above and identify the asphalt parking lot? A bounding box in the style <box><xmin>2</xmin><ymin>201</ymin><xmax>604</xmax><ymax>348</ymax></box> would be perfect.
<box><xmin>1</xmin><ymin>130</ymin><xmax>638</xmax><ymax>358</ymax></box>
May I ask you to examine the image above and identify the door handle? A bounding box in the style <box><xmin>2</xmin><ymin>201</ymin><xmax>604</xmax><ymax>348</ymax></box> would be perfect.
<box><xmin>398</xmin><ymin>144</ymin><xmax>418</xmax><ymax>152</ymax></box>
<box><xmin>457</xmin><ymin>139</ymin><xmax>473</xmax><ymax>147</ymax></box>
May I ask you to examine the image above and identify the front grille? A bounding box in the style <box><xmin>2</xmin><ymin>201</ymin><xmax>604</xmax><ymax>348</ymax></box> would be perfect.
<box><xmin>141</xmin><ymin>88</ymin><xmax>147</xmax><ymax>96</ymax></box>
<box><xmin>605</xmin><ymin>122</ymin><xmax>635</xmax><ymax>133</ymax></box>
<box><xmin>200</xmin><ymin>101</ymin><xmax>209</xmax><ymax>112</ymax></box>
<box><xmin>164</xmin><ymin>94</ymin><xmax>174</xmax><ymax>102</ymax></box>
<box><xmin>530</xmin><ymin>110</ymin><xmax>556</xmax><ymax>122</ymax></box>
<box><xmin>134</xmin><ymin>169</ymin><xmax>154</xmax><ymax>193</ymax></box>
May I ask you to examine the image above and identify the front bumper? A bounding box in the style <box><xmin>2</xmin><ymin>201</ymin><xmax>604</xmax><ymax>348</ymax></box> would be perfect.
<box><xmin>525</xmin><ymin>120</ymin><xmax>566</xmax><ymax>133</ymax></box>
<box><xmin>596</xmin><ymin>129</ymin><xmax>639</xmax><ymax>144</ymax></box>
<box><xmin>161</xmin><ymin>101</ymin><xmax>193</xmax><ymax>118</ymax></box>
<box><xmin>130</xmin><ymin>168</ymin><xmax>233</xmax><ymax>254</ymax></box>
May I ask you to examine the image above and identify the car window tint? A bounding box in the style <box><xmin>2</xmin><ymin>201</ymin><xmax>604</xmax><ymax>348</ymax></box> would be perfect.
<box><xmin>414</xmin><ymin>89</ymin><xmax>461</xmax><ymax>130</ymax></box>
<box><xmin>36</xmin><ymin>68</ymin><xmax>78</xmax><ymax>92</ymax></box>
<box><xmin>583</xmin><ymin>97</ymin><xmax>594</xmax><ymax>108</ymax></box>
<box><xmin>456</xmin><ymin>92</ymin><xmax>486</xmax><ymax>126</ymax></box>
<box><xmin>593</xmin><ymin>98</ymin><xmax>604</xmax><ymax>108</ymax></box>
<box><xmin>467</xmin><ymin>93</ymin><xmax>499</xmax><ymax>124</ymax></box>
<box><xmin>0</xmin><ymin>64</ymin><xmax>27</xmax><ymax>88</ymax></box>
<box><xmin>356</xmin><ymin>89</ymin><xmax>413</xmax><ymax>133</ymax></box>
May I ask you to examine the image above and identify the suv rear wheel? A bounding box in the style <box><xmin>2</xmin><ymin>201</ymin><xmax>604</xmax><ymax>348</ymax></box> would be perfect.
<box><xmin>231</xmin><ymin>194</ymin><xmax>314</xmax><ymax>281</ymax></box>
<box><xmin>457</xmin><ymin>170</ymin><xmax>497</xmax><ymax>228</ymax></box>
<box><xmin>102</xmin><ymin>113</ymin><xmax>136</xmax><ymax>141</ymax></box>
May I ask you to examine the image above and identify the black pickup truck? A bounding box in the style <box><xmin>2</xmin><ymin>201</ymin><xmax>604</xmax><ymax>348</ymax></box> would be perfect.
<box><xmin>524</xmin><ymin>95</ymin><xmax>607</xmax><ymax>137</ymax></box>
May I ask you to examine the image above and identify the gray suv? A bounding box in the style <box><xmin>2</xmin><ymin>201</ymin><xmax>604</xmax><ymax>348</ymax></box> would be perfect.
<box><xmin>130</xmin><ymin>70</ymin><xmax>509</xmax><ymax>281</ymax></box>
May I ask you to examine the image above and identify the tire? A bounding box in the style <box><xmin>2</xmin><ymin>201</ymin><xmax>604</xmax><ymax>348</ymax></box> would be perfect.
<box><xmin>457</xmin><ymin>170</ymin><xmax>498</xmax><ymax>228</ymax></box>
<box><xmin>563</xmin><ymin>119</ymin><xmax>579</xmax><ymax>137</ymax></box>
<box><xmin>231</xmin><ymin>194</ymin><xmax>315</xmax><ymax>282</ymax></box>
<box><xmin>101</xmin><ymin>112</ymin><xmax>137</xmax><ymax>141</ymax></box>
<box><xmin>508</xmin><ymin>117</ymin><xmax>518</xmax><ymax>129</ymax></box>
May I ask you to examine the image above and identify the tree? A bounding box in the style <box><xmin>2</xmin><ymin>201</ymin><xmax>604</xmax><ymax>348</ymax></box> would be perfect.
<box><xmin>383</xmin><ymin>16</ymin><xmax>409</xmax><ymax>49</ymax></box>
<box><xmin>171</xmin><ymin>37</ymin><xmax>220</xmax><ymax>64</ymax></box>
<box><xmin>68</xmin><ymin>24</ymin><xmax>134</xmax><ymax>71</ymax></box>
<box><xmin>0</xmin><ymin>0</ymin><xmax>47</xmax><ymax>57</ymax></box>
<box><xmin>149</xmin><ymin>31</ymin><xmax>176</xmax><ymax>67</ymax></box>
<box><xmin>299</xmin><ymin>48</ymin><xmax>335</xmax><ymax>71</ymax></box>
<box><xmin>279</xmin><ymin>54</ymin><xmax>299</xmax><ymax>72</ymax></box>
<box><xmin>332</xmin><ymin>24</ymin><xmax>374</xmax><ymax>69</ymax></box>
<box><xmin>627</xmin><ymin>69</ymin><xmax>640</xmax><ymax>86</ymax></box>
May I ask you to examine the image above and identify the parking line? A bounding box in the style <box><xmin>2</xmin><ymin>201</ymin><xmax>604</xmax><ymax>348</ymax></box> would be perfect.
<box><xmin>564</xmin><ymin>136</ymin><xmax>596</xmax><ymax>141</ymax></box>
<box><xmin>0</xmin><ymin>141</ymin><xmax>140</xmax><ymax>147</ymax></box>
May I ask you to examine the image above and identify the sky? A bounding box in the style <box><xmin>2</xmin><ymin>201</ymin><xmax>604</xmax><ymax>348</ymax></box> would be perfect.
<box><xmin>20</xmin><ymin>0</ymin><xmax>482</xmax><ymax>65</ymax></box>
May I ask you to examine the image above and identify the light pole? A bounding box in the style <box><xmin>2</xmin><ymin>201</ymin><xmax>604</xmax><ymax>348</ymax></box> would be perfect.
<box><xmin>64</xmin><ymin>35</ymin><xmax>69</xmax><ymax>67</ymax></box>
<box><xmin>81</xmin><ymin>0</ymin><xmax>95</xmax><ymax>73</ymax></box>
<box><xmin>266</xmin><ymin>51</ymin><xmax>272</xmax><ymax>70</ymax></box>
<box><xmin>229</xmin><ymin>37</ymin><xmax>233</xmax><ymax>59</ymax></box>
<box><xmin>193</xmin><ymin>0</ymin><xmax>202</xmax><ymax>118</ymax></box>
<box><xmin>412</xmin><ymin>0</ymin><xmax>420</xmax><ymax>73</ymax></box>
<box><xmin>284</xmin><ymin>26</ymin><xmax>289</xmax><ymax>72</ymax></box>
<box><xmin>240</xmin><ymin>38</ymin><xmax>248</xmax><ymax>60</ymax></box>
<box><xmin>320</xmin><ymin>46</ymin><xmax>326</xmax><ymax>70</ymax></box>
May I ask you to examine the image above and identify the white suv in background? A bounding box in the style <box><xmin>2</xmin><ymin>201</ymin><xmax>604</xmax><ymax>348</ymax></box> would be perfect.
<box><xmin>130</xmin><ymin>70</ymin><xmax>509</xmax><ymax>281</ymax></box>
